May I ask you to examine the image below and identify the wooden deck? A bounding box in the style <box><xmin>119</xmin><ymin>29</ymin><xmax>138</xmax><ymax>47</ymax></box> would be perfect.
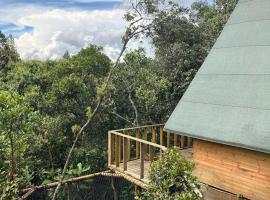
<box><xmin>110</xmin><ymin>159</ymin><xmax>151</xmax><ymax>182</ymax></box>
<box><xmin>109</xmin><ymin>148</ymin><xmax>193</xmax><ymax>183</ymax></box>
<box><xmin>107</xmin><ymin>125</ymin><xmax>242</xmax><ymax>200</ymax></box>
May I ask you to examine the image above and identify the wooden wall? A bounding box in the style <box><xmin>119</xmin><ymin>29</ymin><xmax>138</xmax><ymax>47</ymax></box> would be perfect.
<box><xmin>193</xmin><ymin>140</ymin><xmax>270</xmax><ymax>200</ymax></box>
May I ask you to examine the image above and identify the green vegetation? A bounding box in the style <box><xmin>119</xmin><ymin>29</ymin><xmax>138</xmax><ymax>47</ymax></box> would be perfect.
<box><xmin>137</xmin><ymin>148</ymin><xmax>201</xmax><ymax>200</ymax></box>
<box><xmin>0</xmin><ymin>0</ymin><xmax>238</xmax><ymax>199</ymax></box>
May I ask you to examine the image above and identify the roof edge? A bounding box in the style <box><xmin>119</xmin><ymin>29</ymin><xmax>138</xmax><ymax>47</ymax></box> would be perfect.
<box><xmin>163</xmin><ymin>127</ymin><xmax>270</xmax><ymax>155</ymax></box>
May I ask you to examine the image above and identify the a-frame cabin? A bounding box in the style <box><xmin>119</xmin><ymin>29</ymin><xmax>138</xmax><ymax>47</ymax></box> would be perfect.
<box><xmin>164</xmin><ymin>0</ymin><xmax>270</xmax><ymax>199</ymax></box>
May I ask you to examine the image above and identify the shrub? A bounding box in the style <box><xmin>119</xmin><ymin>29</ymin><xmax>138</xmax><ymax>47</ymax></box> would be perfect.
<box><xmin>137</xmin><ymin>147</ymin><xmax>202</xmax><ymax>200</ymax></box>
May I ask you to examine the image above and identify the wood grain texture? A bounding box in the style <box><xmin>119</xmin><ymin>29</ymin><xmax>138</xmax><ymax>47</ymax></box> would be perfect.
<box><xmin>193</xmin><ymin>140</ymin><xmax>270</xmax><ymax>200</ymax></box>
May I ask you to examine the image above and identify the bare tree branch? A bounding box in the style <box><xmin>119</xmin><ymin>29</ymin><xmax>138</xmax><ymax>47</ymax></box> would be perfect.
<box><xmin>110</xmin><ymin>111</ymin><xmax>136</xmax><ymax>126</ymax></box>
<box><xmin>51</xmin><ymin>13</ymin><xmax>152</xmax><ymax>198</ymax></box>
<box><xmin>51</xmin><ymin>39</ymin><xmax>128</xmax><ymax>200</ymax></box>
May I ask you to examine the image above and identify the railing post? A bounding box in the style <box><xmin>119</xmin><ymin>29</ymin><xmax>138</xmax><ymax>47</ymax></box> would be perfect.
<box><xmin>144</xmin><ymin>128</ymin><xmax>148</xmax><ymax>154</ymax></box>
<box><xmin>127</xmin><ymin>131</ymin><xmax>131</xmax><ymax>161</ymax></box>
<box><xmin>123</xmin><ymin>137</ymin><xmax>128</xmax><ymax>171</ymax></box>
<box><xmin>143</xmin><ymin>127</ymin><xmax>148</xmax><ymax>141</ymax></box>
<box><xmin>174</xmin><ymin>133</ymin><xmax>178</xmax><ymax>146</ymax></box>
<box><xmin>136</xmin><ymin>129</ymin><xmax>140</xmax><ymax>159</ymax></box>
<box><xmin>167</xmin><ymin>131</ymin><xmax>170</xmax><ymax>148</ymax></box>
<box><xmin>152</xmin><ymin>127</ymin><xmax>156</xmax><ymax>144</ymax></box>
<box><xmin>181</xmin><ymin>135</ymin><xmax>185</xmax><ymax>149</ymax></box>
<box><xmin>160</xmin><ymin>126</ymin><xmax>163</xmax><ymax>146</ymax></box>
<box><xmin>140</xmin><ymin>142</ymin><xmax>145</xmax><ymax>179</ymax></box>
<box><xmin>150</xmin><ymin>127</ymin><xmax>156</xmax><ymax>160</ymax></box>
<box><xmin>115</xmin><ymin>135</ymin><xmax>120</xmax><ymax>167</ymax></box>
<box><xmin>108</xmin><ymin>132</ymin><xmax>114</xmax><ymax>165</ymax></box>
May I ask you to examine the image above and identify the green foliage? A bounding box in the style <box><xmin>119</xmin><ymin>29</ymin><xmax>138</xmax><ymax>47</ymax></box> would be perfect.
<box><xmin>138</xmin><ymin>148</ymin><xmax>202</xmax><ymax>200</ymax></box>
<box><xmin>0</xmin><ymin>32</ymin><xmax>20</xmax><ymax>75</ymax></box>
<box><xmin>0</xmin><ymin>44</ymin><xmax>112</xmax><ymax>198</ymax></box>
<box><xmin>0</xmin><ymin>170</ymin><xmax>19</xmax><ymax>200</ymax></box>
<box><xmin>0</xmin><ymin>91</ymin><xmax>37</xmax><ymax>198</ymax></box>
<box><xmin>0</xmin><ymin>0</ymin><xmax>238</xmax><ymax>198</ymax></box>
<box><xmin>110</xmin><ymin>49</ymin><xmax>171</xmax><ymax>125</ymax></box>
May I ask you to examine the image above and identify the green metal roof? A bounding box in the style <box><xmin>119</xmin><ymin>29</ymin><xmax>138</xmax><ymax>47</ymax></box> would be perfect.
<box><xmin>164</xmin><ymin>0</ymin><xmax>270</xmax><ymax>154</ymax></box>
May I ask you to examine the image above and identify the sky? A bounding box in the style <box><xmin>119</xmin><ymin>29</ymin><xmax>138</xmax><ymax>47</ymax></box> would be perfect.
<box><xmin>0</xmin><ymin>0</ymin><xmax>208</xmax><ymax>60</ymax></box>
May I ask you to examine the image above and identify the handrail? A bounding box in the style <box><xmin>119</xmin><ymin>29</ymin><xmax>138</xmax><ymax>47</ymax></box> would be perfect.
<box><xmin>108</xmin><ymin>124</ymin><xmax>193</xmax><ymax>180</ymax></box>
<box><xmin>109</xmin><ymin>131</ymin><xmax>167</xmax><ymax>151</ymax></box>
<box><xmin>111</xmin><ymin>124</ymin><xmax>164</xmax><ymax>132</ymax></box>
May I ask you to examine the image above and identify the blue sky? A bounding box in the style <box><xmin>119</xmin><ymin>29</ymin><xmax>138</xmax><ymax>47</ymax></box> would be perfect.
<box><xmin>0</xmin><ymin>0</ymin><xmax>121</xmax><ymax>10</ymax></box>
<box><xmin>0</xmin><ymin>0</ymin><xmax>211</xmax><ymax>60</ymax></box>
<box><xmin>0</xmin><ymin>0</ymin><xmax>121</xmax><ymax>38</ymax></box>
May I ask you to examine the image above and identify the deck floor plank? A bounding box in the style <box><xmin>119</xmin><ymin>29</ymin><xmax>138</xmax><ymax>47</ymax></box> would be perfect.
<box><xmin>110</xmin><ymin>148</ymin><xmax>193</xmax><ymax>183</ymax></box>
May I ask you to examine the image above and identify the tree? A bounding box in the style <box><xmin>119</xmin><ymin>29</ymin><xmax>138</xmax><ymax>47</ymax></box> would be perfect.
<box><xmin>62</xmin><ymin>50</ymin><xmax>70</xmax><ymax>59</ymax></box>
<box><xmin>110</xmin><ymin>49</ymin><xmax>171</xmax><ymax>125</ymax></box>
<box><xmin>191</xmin><ymin>0</ymin><xmax>238</xmax><ymax>49</ymax></box>
<box><xmin>0</xmin><ymin>32</ymin><xmax>20</xmax><ymax>72</ymax></box>
<box><xmin>0</xmin><ymin>91</ymin><xmax>37</xmax><ymax>199</ymax></box>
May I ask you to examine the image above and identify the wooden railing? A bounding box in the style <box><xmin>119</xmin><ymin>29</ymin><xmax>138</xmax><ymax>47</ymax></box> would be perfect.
<box><xmin>108</xmin><ymin>124</ymin><xmax>193</xmax><ymax>179</ymax></box>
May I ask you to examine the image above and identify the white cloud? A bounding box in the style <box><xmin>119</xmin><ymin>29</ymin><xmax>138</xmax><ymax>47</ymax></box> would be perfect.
<box><xmin>13</xmin><ymin>9</ymin><xmax>129</xmax><ymax>60</ymax></box>
<box><xmin>0</xmin><ymin>0</ymin><xmax>197</xmax><ymax>61</ymax></box>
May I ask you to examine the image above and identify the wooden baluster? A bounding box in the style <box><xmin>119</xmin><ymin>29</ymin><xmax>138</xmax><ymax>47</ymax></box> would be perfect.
<box><xmin>160</xmin><ymin>127</ymin><xmax>164</xmax><ymax>146</ymax></box>
<box><xmin>174</xmin><ymin>133</ymin><xmax>178</xmax><ymax>146</ymax></box>
<box><xmin>136</xmin><ymin>129</ymin><xmax>140</xmax><ymax>159</ymax></box>
<box><xmin>115</xmin><ymin>135</ymin><xmax>120</xmax><ymax>167</ymax></box>
<box><xmin>150</xmin><ymin>127</ymin><xmax>156</xmax><ymax>161</ymax></box>
<box><xmin>140</xmin><ymin>142</ymin><xmax>145</xmax><ymax>179</ymax></box>
<box><xmin>119</xmin><ymin>135</ymin><xmax>122</xmax><ymax>162</ymax></box>
<box><xmin>123</xmin><ymin>137</ymin><xmax>128</xmax><ymax>171</ymax></box>
<box><xmin>127</xmin><ymin>131</ymin><xmax>131</xmax><ymax>161</ymax></box>
<box><xmin>181</xmin><ymin>135</ymin><xmax>185</xmax><ymax>149</ymax></box>
<box><xmin>143</xmin><ymin>127</ymin><xmax>148</xmax><ymax>141</ymax></box>
<box><xmin>152</xmin><ymin>127</ymin><xmax>156</xmax><ymax>144</ymax></box>
<box><xmin>167</xmin><ymin>131</ymin><xmax>170</xmax><ymax>148</ymax></box>
<box><xmin>144</xmin><ymin>128</ymin><xmax>148</xmax><ymax>154</ymax></box>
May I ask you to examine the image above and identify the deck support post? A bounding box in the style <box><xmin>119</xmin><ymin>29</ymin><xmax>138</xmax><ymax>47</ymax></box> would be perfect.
<box><xmin>140</xmin><ymin>142</ymin><xmax>145</xmax><ymax>179</ymax></box>
<box><xmin>111</xmin><ymin>177</ymin><xmax>118</xmax><ymax>200</ymax></box>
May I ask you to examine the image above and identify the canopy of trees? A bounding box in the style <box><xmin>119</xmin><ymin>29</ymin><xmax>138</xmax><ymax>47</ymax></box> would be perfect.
<box><xmin>0</xmin><ymin>0</ymin><xmax>238</xmax><ymax>199</ymax></box>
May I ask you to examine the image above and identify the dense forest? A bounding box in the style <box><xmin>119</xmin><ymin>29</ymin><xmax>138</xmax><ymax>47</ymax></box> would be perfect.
<box><xmin>0</xmin><ymin>0</ymin><xmax>238</xmax><ymax>199</ymax></box>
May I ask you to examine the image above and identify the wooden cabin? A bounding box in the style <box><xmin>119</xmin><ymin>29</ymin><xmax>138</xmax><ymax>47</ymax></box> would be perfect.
<box><xmin>108</xmin><ymin>0</ymin><xmax>270</xmax><ymax>199</ymax></box>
